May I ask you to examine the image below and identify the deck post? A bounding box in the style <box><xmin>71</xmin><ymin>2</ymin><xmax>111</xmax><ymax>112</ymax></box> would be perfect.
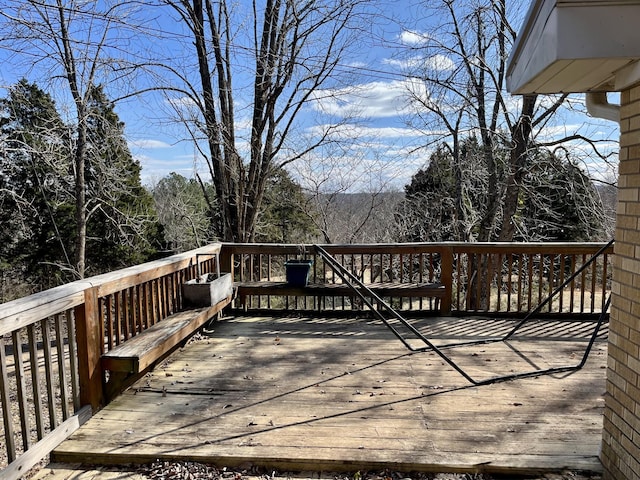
<box><xmin>75</xmin><ymin>286</ymin><xmax>104</xmax><ymax>411</ymax></box>
<box><xmin>440</xmin><ymin>245</ymin><xmax>453</xmax><ymax>314</ymax></box>
<box><xmin>219</xmin><ymin>244</ymin><xmax>234</xmax><ymax>277</ymax></box>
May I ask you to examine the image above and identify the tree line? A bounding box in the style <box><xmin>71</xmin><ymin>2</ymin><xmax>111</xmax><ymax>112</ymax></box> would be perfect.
<box><xmin>0</xmin><ymin>0</ymin><xmax>617</xmax><ymax>300</ymax></box>
<box><xmin>0</xmin><ymin>78</ymin><xmax>612</xmax><ymax>300</ymax></box>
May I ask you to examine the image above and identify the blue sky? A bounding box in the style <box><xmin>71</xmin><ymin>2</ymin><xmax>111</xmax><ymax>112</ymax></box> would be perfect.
<box><xmin>0</xmin><ymin>0</ymin><xmax>620</xmax><ymax>191</ymax></box>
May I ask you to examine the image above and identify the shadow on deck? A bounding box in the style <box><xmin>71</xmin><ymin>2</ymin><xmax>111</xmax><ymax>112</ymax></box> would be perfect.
<box><xmin>52</xmin><ymin>314</ymin><xmax>607</xmax><ymax>476</ymax></box>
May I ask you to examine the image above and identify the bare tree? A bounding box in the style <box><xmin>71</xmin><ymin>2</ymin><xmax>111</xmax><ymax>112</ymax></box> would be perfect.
<box><xmin>0</xmin><ymin>0</ymin><xmax>154</xmax><ymax>278</ymax></box>
<box><xmin>398</xmin><ymin>0</ymin><xmax>616</xmax><ymax>242</ymax></box>
<box><xmin>158</xmin><ymin>0</ymin><xmax>370</xmax><ymax>243</ymax></box>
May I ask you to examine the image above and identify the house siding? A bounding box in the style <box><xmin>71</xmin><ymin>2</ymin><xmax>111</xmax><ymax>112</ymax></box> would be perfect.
<box><xmin>602</xmin><ymin>85</ymin><xmax>640</xmax><ymax>480</ymax></box>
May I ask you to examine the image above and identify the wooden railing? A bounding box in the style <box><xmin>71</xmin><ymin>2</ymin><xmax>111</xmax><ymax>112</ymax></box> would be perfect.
<box><xmin>221</xmin><ymin>242</ymin><xmax>613</xmax><ymax>316</ymax></box>
<box><xmin>0</xmin><ymin>241</ymin><xmax>613</xmax><ymax>478</ymax></box>
<box><xmin>0</xmin><ymin>245</ymin><xmax>220</xmax><ymax>479</ymax></box>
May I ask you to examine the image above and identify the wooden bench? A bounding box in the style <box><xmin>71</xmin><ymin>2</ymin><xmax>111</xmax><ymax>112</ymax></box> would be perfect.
<box><xmin>101</xmin><ymin>296</ymin><xmax>231</xmax><ymax>399</ymax></box>
<box><xmin>236</xmin><ymin>281</ymin><xmax>446</xmax><ymax>311</ymax></box>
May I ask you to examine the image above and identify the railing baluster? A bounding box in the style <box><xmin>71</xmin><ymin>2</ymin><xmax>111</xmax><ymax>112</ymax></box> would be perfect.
<box><xmin>591</xmin><ymin>258</ymin><xmax>597</xmax><ymax>312</ymax></box>
<box><xmin>477</xmin><ymin>254</ymin><xmax>483</xmax><ymax>311</ymax></box>
<box><xmin>0</xmin><ymin>335</ymin><xmax>17</xmax><ymax>463</ymax></box>
<box><xmin>581</xmin><ymin>254</ymin><xmax>587</xmax><ymax>313</ymax></box>
<box><xmin>559</xmin><ymin>254</ymin><xmax>566</xmax><ymax>313</ymax></box>
<box><xmin>129</xmin><ymin>287</ymin><xmax>138</xmax><ymax>337</ymax></box>
<box><xmin>550</xmin><ymin>256</ymin><xmax>557</xmax><ymax>313</ymax></box>
<box><xmin>538</xmin><ymin>254</ymin><xmax>544</xmax><ymax>307</ymax></box>
<box><xmin>55</xmin><ymin>314</ymin><xmax>70</xmax><ymax>421</ymax></box>
<box><xmin>159</xmin><ymin>278</ymin><xmax>167</xmax><ymax>321</ymax></box>
<box><xmin>257</xmin><ymin>254</ymin><xmax>263</xmax><ymax>309</ymax></box>
<box><xmin>153</xmin><ymin>279</ymin><xmax>161</xmax><ymax>326</ymax></box>
<box><xmin>41</xmin><ymin>318</ymin><xmax>57</xmax><ymax>430</ymax></box>
<box><xmin>506</xmin><ymin>254</ymin><xmax>513</xmax><ymax>312</ymax></box>
<box><xmin>106</xmin><ymin>295</ymin><xmax>114</xmax><ymax>350</ymax></box>
<box><xmin>67</xmin><ymin>311</ymin><xmax>81</xmax><ymax>412</ymax></box>
<box><xmin>267</xmin><ymin>254</ymin><xmax>272</xmax><ymax>310</ymax></box>
<box><xmin>527</xmin><ymin>254</ymin><xmax>534</xmax><ymax>312</ymax></box>
<box><xmin>495</xmin><ymin>253</ymin><xmax>502</xmax><ymax>311</ymax></box>
<box><xmin>27</xmin><ymin>324</ymin><xmax>45</xmax><ymax>440</ymax></box>
<box><xmin>516</xmin><ymin>254</ymin><xmax>523</xmax><ymax>312</ymax></box>
<box><xmin>602</xmin><ymin>253</ymin><xmax>609</xmax><ymax>312</ymax></box>
<box><xmin>135</xmin><ymin>284</ymin><xmax>144</xmax><ymax>334</ymax></box>
<box><xmin>123</xmin><ymin>289</ymin><xmax>131</xmax><ymax>341</ymax></box>
<box><xmin>114</xmin><ymin>291</ymin><xmax>122</xmax><ymax>345</ymax></box>
<box><xmin>12</xmin><ymin>330</ymin><xmax>30</xmax><ymax>449</ymax></box>
<box><xmin>569</xmin><ymin>255</ymin><xmax>576</xmax><ymax>313</ymax></box>
<box><xmin>456</xmin><ymin>252</ymin><xmax>462</xmax><ymax>311</ymax></box>
<box><xmin>141</xmin><ymin>283</ymin><xmax>150</xmax><ymax>329</ymax></box>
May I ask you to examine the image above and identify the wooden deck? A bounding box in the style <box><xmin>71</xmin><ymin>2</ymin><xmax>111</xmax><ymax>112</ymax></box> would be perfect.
<box><xmin>52</xmin><ymin>314</ymin><xmax>608</xmax><ymax>476</ymax></box>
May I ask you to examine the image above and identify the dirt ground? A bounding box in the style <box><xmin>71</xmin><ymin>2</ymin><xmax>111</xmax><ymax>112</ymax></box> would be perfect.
<box><xmin>29</xmin><ymin>461</ymin><xmax>602</xmax><ymax>480</ymax></box>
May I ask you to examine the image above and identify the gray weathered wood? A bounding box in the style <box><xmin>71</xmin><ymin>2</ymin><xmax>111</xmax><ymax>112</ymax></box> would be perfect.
<box><xmin>53</xmin><ymin>314</ymin><xmax>607</xmax><ymax>476</ymax></box>
<box><xmin>101</xmin><ymin>297</ymin><xmax>232</xmax><ymax>375</ymax></box>
<box><xmin>41</xmin><ymin>318</ymin><xmax>57</xmax><ymax>430</ymax></box>
<box><xmin>55</xmin><ymin>314</ymin><xmax>70</xmax><ymax>421</ymax></box>
<box><xmin>28</xmin><ymin>324</ymin><xmax>45</xmax><ymax>440</ymax></box>
<box><xmin>0</xmin><ymin>335</ymin><xmax>16</xmax><ymax>463</ymax></box>
<box><xmin>11</xmin><ymin>330</ymin><xmax>30</xmax><ymax>450</ymax></box>
<box><xmin>0</xmin><ymin>405</ymin><xmax>92</xmax><ymax>480</ymax></box>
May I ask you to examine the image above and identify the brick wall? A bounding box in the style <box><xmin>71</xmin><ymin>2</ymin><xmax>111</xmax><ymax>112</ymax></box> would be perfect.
<box><xmin>601</xmin><ymin>85</ymin><xmax>640</xmax><ymax>479</ymax></box>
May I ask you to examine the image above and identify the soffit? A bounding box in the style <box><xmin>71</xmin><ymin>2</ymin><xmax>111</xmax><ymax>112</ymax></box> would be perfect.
<box><xmin>506</xmin><ymin>0</ymin><xmax>640</xmax><ymax>94</ymax></box>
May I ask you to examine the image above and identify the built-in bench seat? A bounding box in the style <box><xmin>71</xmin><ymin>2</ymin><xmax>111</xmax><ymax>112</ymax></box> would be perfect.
<box><xmin>236</xmin><ymin>281</ymin><xmax>446</xmax><ymax>311</ymax></box>
<box><xmin>101</xmin><ymin>296</ymin><xmax>231</xmax><ymax>398</ymax></box>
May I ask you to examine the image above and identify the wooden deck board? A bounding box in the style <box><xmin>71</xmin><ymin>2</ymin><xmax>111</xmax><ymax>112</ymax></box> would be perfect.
<box><xmin>53</xmin><ymin>314</ymin><xmax>607</xmax><ymax>475</ymax></box>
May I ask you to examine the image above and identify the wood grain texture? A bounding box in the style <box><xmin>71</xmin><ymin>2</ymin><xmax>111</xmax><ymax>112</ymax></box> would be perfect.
<box><xmin>237</xmin><ymin>281</ymin><xmax>446</xmax><ymax>297</ymax></box>
<box><xmin>0</xmin><ymin>406</ymin><xmax>92</xmax><ymax>480</ymax></box>
<box><xmin>101</xmin><ymin>298</ymin><xmax>232</xmax><ymax>374</ymax></box>
<box><xmin>54</xmin><ymin>314</ymin><xmax>607</xmax><ymax>476</ymax></box>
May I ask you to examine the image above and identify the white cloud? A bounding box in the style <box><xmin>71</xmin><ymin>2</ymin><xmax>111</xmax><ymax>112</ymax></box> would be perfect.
<box><xmin>128</xmin><ymin>139</ymin><xmax>172</xmax><ymax>149</ymax></box>
<box><xmin>384</xmin><ymin>54</ymin><xmax>455</xmax><ymax>72</ymax></box>
<box><xmin>398</xmin><ymin>30</ymin><xmax>430</xmax><ymax>46</ymax></box>
<box><xmin>311</xmin><ymin>78</ymin><xmax>428</xmax><ymax>119</ymax></box>
<box><xmin>306</xmin><ymin>123</ymin><xmax>426</xmax><ymax>141</ymax></box>
<box><xmin>426</xmin><ymin>54</ymin><xmax>456</xmax><ymax>71</ymax></box>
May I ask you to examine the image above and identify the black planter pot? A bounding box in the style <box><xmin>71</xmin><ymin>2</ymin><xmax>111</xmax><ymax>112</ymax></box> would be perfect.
<box><xmin>284</xmin><ymin>259</ymin><xmax>313</xmax><ymax>287</ymax></box>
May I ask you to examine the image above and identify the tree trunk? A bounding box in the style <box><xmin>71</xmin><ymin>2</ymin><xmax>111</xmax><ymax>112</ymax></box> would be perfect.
<box><xmin>74</xmin><ymin>112</ymin><xmax>87</xmax><ymax>278</ymax></box>
<box><xmin>498</xmin><ymin>93</ymin><xmax>537</xmax><ymax>241</ymax></box>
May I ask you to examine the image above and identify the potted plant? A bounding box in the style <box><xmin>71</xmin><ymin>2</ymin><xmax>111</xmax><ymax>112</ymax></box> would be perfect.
<box><xmin>284</xmin><ymin>246</ymin><xmax>313</xmax><ymax>287</ymax></box>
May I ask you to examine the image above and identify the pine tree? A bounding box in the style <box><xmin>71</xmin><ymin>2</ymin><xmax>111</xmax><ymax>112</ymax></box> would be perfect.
<box><xmin>256</xmin><ymin>168</ymin><xmax>316</xmax><ymax>244</ymax></box>
<box><xmin>152</xmin><ymin>172</ymin><xmax>214</xmax><ymax>252</ymax></box>
<box><xmin>400</xmin><ymin>138</ymin><xmax>605</xmax><ymax>243</ymax></box>
<box><xmin>0</xmin><ymin>79</ymin><xmax>75</xmax><ymax>293</ymax></box>
<box><xmin>0</xmin><ymin>80</ymin><xmax>165</xmax><ymax>296</ymax></box>
<box><xmin>520</xmin><ymin>151</ymin><xmax>605</xmax><ymax>242</ymax></box>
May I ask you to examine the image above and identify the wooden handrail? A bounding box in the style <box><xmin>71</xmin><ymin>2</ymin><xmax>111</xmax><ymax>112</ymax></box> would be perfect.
<box><xmin>220</xmin><ymin>242</ymin><xmax>613</xmax><ymax>315</ymax></box>
<box><xmin>0</xmin><ymin>244</ymin><xmax>222</xmax><ymax>478</ymax></box>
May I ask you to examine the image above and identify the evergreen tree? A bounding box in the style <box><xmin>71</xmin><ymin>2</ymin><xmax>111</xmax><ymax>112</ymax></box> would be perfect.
<box><xmin>152</xmin><ymin>172</ymin><xmax>215</xmax><ymax>252</ymax></box>
<box><xmin>400</xmin><ymin>138</ymin><xmax>488</xmax><ymax>242</ymax></box>
<box><xmin>401</xmin><ymin>145</ymin><xmax>457</xmax><ymax>242</ymax></box>
<box><xmin>256</xmin><ymin>168</ymin><xmax>317</xmax><ymax>244</ymax></box>
<box><xmin>520</xmin><ymin>151</ymin><xmax>605</xmax><ymax>242</ymax></box>
<box><xmin>400</xmin><ymin>138</ymin><xmax>605</xmax><ymax>243</ymax></box>
<box><xmin>0</xmin><ymin>80</ymin><xmax>165</xmax><ymax>296</ymax></box>
<box><xmin>0</xmin><ymin>79</ymin><xmax>75</xmax><ymax>293</ymax></box>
